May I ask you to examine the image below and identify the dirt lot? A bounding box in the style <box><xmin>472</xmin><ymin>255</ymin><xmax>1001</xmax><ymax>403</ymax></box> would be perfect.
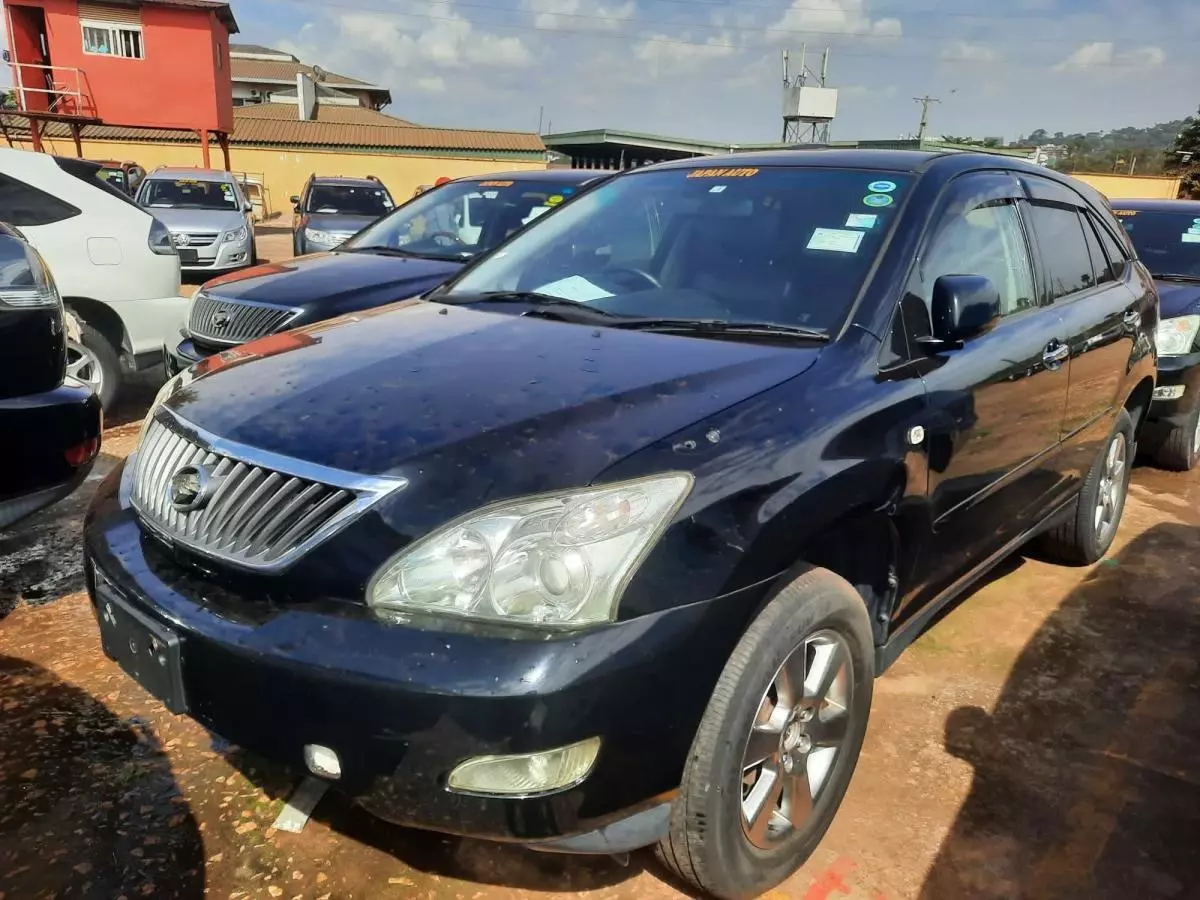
<box><xmin>3</xmin><ymin>248</ymin><xmax>1199</xmax><ymax>899</ymax></box>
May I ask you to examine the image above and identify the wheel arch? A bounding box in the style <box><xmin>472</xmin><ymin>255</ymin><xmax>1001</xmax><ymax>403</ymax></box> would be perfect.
<box><xmin>1123</xmin><ymin>375</ymin><xmax>1155</xmax><ymax>437</ymax></box>
<box><xmin>64</xmin><ymin>297</ymin><xmax>128</xmax><ymax>359</ymax></box>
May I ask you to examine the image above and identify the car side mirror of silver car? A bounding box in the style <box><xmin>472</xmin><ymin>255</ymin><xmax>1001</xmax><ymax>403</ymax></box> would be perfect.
<box><xmin>920</xmin><ymin>274</ymin><xmax>1001</xmax><ymax>351</ymax></box>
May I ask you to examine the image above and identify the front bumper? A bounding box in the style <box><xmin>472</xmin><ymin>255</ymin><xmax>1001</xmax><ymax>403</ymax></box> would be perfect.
<box><xmin>107</xmin><ymin>295</ymin><xmax>190</xmax><ymax>364</ymax></box>
<box><xmin>177</xmin><ymin>240</ymin><xmax>252</xmax><ymax>272</ymax></box>
<box><xmin>1145</xmin><ymin>351</ymin><xmax>1200</xmax><ymax>432</ymax></box>
<box><xmin>166</xmin><ymin>338</ymin><xmax>209</xmax><ymax>376</ymax></box>
<box><xmin>0</xmin><ymin>378</ymin><xmax>102</xmax><ymax>528</ymax></box>
<box><xmin>83</xmin><ymin>467</ymin><xmax>753</xmax><ymax>851</ymax></box>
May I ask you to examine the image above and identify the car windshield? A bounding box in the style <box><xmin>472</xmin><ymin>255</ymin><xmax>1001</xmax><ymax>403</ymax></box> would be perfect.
<box><xmin>440</xmin><ymin>166</ymin><xmax>910</xmax><ymax>332</ymax></box>
<box><xmin>307</xmin><ymin>184</ymin><xmax>394</xmax><ymax>216</ymax></box>
<box><xmin>344</xmin><ymin>178</ymin><xmax>587</xmax><ymax>261</ymax></box>
<box><xmin>139</xmin><ymin>178</ymin><xmax>239</xmax><ymax>210</ymax></box>
<box><xmin>1115</xmin><ymin>209</ymin><xmax>1200</xmax><ymax>279</ymax></box>
<box><xmin>98</xmin><ymin>168</ymin><xmax>127</xmax><ymax>191</ymax></box>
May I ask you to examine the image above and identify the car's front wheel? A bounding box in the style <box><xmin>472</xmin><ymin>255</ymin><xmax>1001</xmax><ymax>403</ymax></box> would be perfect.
<box><xmin>1153</xmin><ymin>405</ymin><xmax>1200</xmax><ymax>471</ymax></box>
<box><xmin>657</xmin><ymin>567</ymin><xmax>874</xmax><ymax>900</ymax></box>
<box><xmin>66</xmin><ymin>322</ymin><xmax>121</xmax><ymax>411</ymax></box>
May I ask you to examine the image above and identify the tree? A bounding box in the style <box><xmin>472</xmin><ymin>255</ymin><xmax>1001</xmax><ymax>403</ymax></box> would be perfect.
<box><xmin>1167</xmin><ymin>109</ymin><xmax>1200</xmax><ymax>197</ymax></box>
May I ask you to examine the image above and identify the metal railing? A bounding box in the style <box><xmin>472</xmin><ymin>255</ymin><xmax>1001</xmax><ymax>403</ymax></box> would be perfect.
<box><xmin>10</xmin><ymin>63</ymin><xmax>95</xmax><ymax>117</ymax></box>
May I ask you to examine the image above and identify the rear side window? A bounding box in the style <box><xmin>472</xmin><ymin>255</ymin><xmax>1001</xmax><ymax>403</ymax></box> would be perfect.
<box><xmin>55</xmin><ymin>157</ymin><xmax>142</xmax><ymax>210</ymax></box>
<box><xmin>0</xmin><ymin>173</ymin><xmax>81</xmax><ymax>226</ymax></box>
<box><xmin>1027</xmin><ymin>204</ymin><xmax>1095</xmax><ymax>300</ymax></box>
<box><xmin>1090</xmin><ymin>213</ymin><xmax>1130</xmax><ymax>279</ymax></box>
<box><xmin>1079</xmin><ymin>211</ymin><xmax>1111</xmax><ymax>286</ymax></box>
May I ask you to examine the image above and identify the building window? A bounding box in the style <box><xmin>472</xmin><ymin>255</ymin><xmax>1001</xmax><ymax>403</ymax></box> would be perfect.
<box><xmin>81</xmin><ymin>21</ymin><xmax>144</xmax><ymax>59</ymax></box>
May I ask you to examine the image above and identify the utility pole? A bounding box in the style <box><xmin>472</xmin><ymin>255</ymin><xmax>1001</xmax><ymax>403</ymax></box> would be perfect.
<box><xmin>913</xmin><ymin>95</ymin><xmax>941</xmax><ymax>142</ymax></box>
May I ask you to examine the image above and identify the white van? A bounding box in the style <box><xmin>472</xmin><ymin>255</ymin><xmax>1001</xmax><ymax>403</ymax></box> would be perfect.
<box><xmin>0</xmin><ymin>148</ymin><xmax>187</xmax><ymax>408</ymax></box>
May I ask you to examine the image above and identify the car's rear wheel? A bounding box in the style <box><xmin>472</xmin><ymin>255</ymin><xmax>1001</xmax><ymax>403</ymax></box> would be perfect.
<box><xmin>656</xmin><ymin>567</ymin><xmax>874</xmax><ymax>900</ymax></box>
<box><xmin>1038</xmin><ymin>408</ymin><xmax>1134</xmax><ymax>565</ymax></box>
<box><xmin>66</xmin><ymin>322</ymin><xmax>120</xmax><ymax>411</ymax></box>
<box><xmin>1153</xmin><ymin>405</ymin><xmax>1200</xmax><ymax>471</ymax></box>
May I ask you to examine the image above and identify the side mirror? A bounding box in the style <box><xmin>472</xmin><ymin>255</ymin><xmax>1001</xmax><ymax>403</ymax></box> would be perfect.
<box><xmin>242</xmin><ymin>201</ymin><xmax>253</xmax><ymax>213</ymax></box>
<box><xmin>290</xmin><ymin>195</ymin><xmax>301</xmax><ymax>208</ymax></box>
<box><xmin>926</xmin><ymin>274</ymin><xmax>1000</xmax><ymax>347</ymax></box>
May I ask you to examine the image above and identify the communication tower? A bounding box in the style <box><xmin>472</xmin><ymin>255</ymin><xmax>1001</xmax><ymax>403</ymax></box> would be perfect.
<box><xmin>782</xmin><ymin>46</ymin><xmax>838</xmax><ymax>144</ymax></box>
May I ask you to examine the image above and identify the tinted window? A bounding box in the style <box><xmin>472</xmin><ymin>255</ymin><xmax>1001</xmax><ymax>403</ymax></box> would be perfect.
<box><xmin>1028</xmin><ymin>204</ymin><xmax>1094</xmax><ymax>300</ymax></box>
<box><xmin>919</xmin><ymin>200</ymin><xmax>1035</xmax><ymax>319</ymax></box>
<box><xmin>55</xmin><ymin>157</ymin><xmax>141</xmax><ymax>209</ymax></box>
<box><xmin>0</xmin><ymin>173</ymin><xmax>81</xmax><ymax>226</ymax></box>
<box><xmin>138</xmin><ymin>177</ymin><xmax>239</xmax><ymax>210</ymax></box>
<box><xmin>1080</xmin><ymin>210</ymin><xmax>1111</xmax><ymax>285</ymax></box>
<box><xmin>306</xmin><ymin>184</ymin><xmax>394</xmax><ymax>216</ymax></box>
<box><xmin>1091</xmin><ymin>213</ymin><xmax>1129</xmax><ymax>279</ymax></box>
<box><xmin>1113</xmin><ymin>209</ymin><xmax>1200</xmax><ymax>279</ymax></box>
<box><xmin>444</xmin><ymin>167</ymin><xmax>914</xmax><ymax>332</ymax></box>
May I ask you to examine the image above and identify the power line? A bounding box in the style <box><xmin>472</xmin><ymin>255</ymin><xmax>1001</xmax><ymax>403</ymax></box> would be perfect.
<box><xmin>913</xmin><ymin>95</ymin><xmax>941</xmax><ymax>140</ymax></box>
<box><xmin>268</xmin><ymin>0</ymin><xmax>1189</xmax><ymax>66</ymax></box>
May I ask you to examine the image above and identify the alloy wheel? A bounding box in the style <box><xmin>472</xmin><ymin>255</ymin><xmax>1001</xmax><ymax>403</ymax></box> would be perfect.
<box><xmin>739</xmin><ymin>629</ymin><xmax>853</xmax><ymax>849</ymax></box>
<box><xmin>1093</xmin><ymin>432</ymin><xmax>1127</xmax><ymax>545</ymax></box>
<box><xmin>66</xmin><ymin>340</ymin><xmax>104</xmax><ymax>396</ymax></box>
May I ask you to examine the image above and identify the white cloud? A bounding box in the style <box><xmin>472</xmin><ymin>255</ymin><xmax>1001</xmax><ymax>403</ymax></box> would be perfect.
<box><xmin>941</xmin><ymin>40</ymin><xmax>1002</xmax><ymax>63</ymax></box>
<box><xmin>526</xmin><ymin>0</ymin><xmax>636</xmax><ymax>31</ymax></box>
<box><xmin>417</xmin><ymin>76</ymin><xmax>446</xmax><ymax>93</ymax></box>
<box><xmin>634</xmin><ymin>32</ymin><xmax>737</xmax><ymax>69</ymax></box>
<box><xmin>1054</xmin><ymin>41</ymin><xmax>1166</xmax><ymax>72</ymax></box>
<box><xmin>765</xmin><ymin>0</ymin><xmax>902</xmax><ymax>41</ymax></box>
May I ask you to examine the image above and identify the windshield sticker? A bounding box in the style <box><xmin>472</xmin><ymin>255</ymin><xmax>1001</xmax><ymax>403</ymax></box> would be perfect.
<box><xmin>846</xmin><ymin>213</ymin><xmax>878</xmax><ymax>229</ymax></box>
<box><xmin>1190</xmin><ymin>225</ymin><xmax>1200</xmax><ymax>235</ymax></box>
<box><xmin>863</xmin><ymin>194</ymin><xmax>894</xmax><ymax>208</ymax></box>
<box><xmin>523</xmin><ymin>206</ymin><xmax>551</xmax><ymax>223</ymax></box>
<box><xmin>1182</xmin><ymin>233</ymin><xmax>1200</xmax><ymax>244</ymax></box>
<box><xmin>867</xmin><ymin>180</ymin><xmax>897</xmax><ymax>193</ymax></box>
<box><xmin>482</xmin><ymin>190</ymin><xmax>499</xmax><ymax>199</ymax></box>
<box><xmin>546</xmin><ymin>195</ymin><xmax>564</xmax><ymax>206</ymax></box>
<box><xmin>536</xmin><ymin>275</ymin><xmax>615</xmax><ymax>302</ymax></box>
<box><xmin>1113</xmin><ymin>209</ymin><xmax>1137</xmax><ymax>217</ymax></box>
<box><xmin>687</xmin><ymin>167</ymin><xmax>759</xmax><ymax>179</ymax></box>
<box><xmin>807</xmin><ymin>227</ymin><xmax>865</xmax><ymax>253</ymax></box>
<box><xmin>709</xmin><ymin>185</ymin><xmax>728</xmax><ymax>193</ymax></box>
<box><xmin>174</xmin><ymin>179</ymin><xmax>199</xmax><ymax>185</ymax></box>
<box><xmin>561</xmin><ymin>187</ymin><xmax>576</xmax><ymax>195</ymax></box>
<box><xmin>477</xmin><ymin>180</ymin><xmax>514</xmax><ymax>188</ymax></box>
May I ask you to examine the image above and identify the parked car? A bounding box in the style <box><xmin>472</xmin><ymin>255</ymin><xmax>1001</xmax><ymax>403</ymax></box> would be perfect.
<box><xmin>91</xmin><ymin>159</ymin><xmax>146</xmax><ymax>197</ymax></box>
<box><xmin>291</xmin><ymin>174</ymin><xmax>395</xmax><ymax>255</ymax></box>
<box><xmin>0</xmin><ymin>148</ymin><xmax>187</xmax><ymax>410</ymax></box>
<box><xmin>85</xmin><ymin>150</ymin><xmax>1155</xmax><ymax>900</ymax></box>
<box><xmin>0</xmin><ymin>222</ymin><xmax>101</xmax><ymax>529</ymax></box>
<box><xmin>167</xmin><ymin>169</ymin><xmax>601</xmax><ymax>374</ymax></box>
<box><xmin>1110</xmin><ymin>199</ymin><xmax>1200</xmax><ymax>469</ymax></box>
<box><xmin>136</xmin><ymin>167</ymin><xmax>257</xmax><ymax>273</ymax></box>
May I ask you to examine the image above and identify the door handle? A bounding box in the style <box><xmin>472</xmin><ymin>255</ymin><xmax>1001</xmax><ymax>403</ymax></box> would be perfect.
<box><xmin>1043</xmin><ymin>342</ymin><xmax>1070</xmax><ymax>365</ymax></box>
<box><xmin>1123</xmin><ymin>310</ymin><xmax>1141</xmax><ymax>327</ymax></box>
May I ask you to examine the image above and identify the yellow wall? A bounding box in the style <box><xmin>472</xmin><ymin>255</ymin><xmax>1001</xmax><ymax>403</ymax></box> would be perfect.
<box><xmin>1070</xmin><ymin>172</ymin><xmax>1182</xmax><ymax>200</ymax></box>
<box><xmin>15</xmin><ymin>137</ymin><xmax>546</xmax><ymax>217</ymax></box>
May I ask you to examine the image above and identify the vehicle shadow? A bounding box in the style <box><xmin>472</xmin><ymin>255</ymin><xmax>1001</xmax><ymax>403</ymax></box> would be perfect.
<box><xmin>920</xmin><ymin>522</ymin><xmax>1200</xmax><ymax>899</ymax></box>
<box><xmin>0</xmin><ymin>653</ymin><xmax>205</xmax><ymax>898</ymax></box>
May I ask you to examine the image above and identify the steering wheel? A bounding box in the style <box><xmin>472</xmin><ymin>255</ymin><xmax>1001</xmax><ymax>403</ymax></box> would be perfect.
<box><xmin>604</xmin><ymin>266</ymin><xmax>662</xmax><ymax>291</ymax></box>
<box><xmin>427</xmin><ymin>231</ymin><xmax>464</xmax><ymax>247</ymax></box>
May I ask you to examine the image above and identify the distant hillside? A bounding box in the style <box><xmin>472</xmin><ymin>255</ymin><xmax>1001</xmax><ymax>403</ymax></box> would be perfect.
<box><xmin>1016</xmin><ymin>120</ymin><xmax>1186</xmax><ymax>175</ymax></box>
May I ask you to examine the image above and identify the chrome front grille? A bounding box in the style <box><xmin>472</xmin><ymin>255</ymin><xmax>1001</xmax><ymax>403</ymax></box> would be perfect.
<box><xmin>188</xmin><ymin>293</ymin><xmax>298</xmax><ymax>346</ymax></box>
<box><xmin>173</xmin><ymin>231</ymin><xmax>219</xmax><ymax>247</ymax></box>
<box><xmin>129</xmin><ymin>413</ymin><xmax>405</xmax><ymax>571</ymax></box>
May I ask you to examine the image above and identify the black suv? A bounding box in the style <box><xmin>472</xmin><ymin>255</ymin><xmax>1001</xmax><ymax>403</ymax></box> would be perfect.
<box><xmin>291</xmin><ymin>174</ymin><xmax>395</xmax><ymax>256</ymax></box>
<box><xmin>86</xmin><ymin>151</ymin><xmax>1156</xmax><ymax>900</ymax></box>
<box><xmin>0</xmin><ymin>222</ymin><xmax>102</xmax><ymax>528</ymax></box>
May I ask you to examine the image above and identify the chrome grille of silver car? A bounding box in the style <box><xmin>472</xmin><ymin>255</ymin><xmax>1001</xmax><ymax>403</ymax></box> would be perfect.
<box><xmin>188</xmin><ymin>293</ymin><xmax>298</xmax><ymax>346</ymax></box>
<box><xmin>173</xmin><ymin>231</ymin><xmax>219</xmax><ymax>247</ymax></box>
<box><xmin>129</xmin><ymin>413</ymin><xmax>406</xmax><ymax>571</ymax></box>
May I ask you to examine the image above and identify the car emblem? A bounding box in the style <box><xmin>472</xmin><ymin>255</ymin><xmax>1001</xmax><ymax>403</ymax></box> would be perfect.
<box><xmin>167</xmin><ymin>464</ymin><xmax>215</xmax><ymax>512</ymax></box>
<box><xmin>211</xmin><ymin>309</ymin><xmax>231</xmax><ymax>329</ymax></box>
<box><xmin>172</xmin><ymin>232</ymin><xmax>191</xmax><ymax>247</ymax></box>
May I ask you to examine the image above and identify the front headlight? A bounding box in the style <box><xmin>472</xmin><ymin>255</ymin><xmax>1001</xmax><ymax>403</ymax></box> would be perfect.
<box><xmin>304</xmin><ymin>227</ymin><xmax>334</xmax><ymax>244</ymax></box>
<box><xmin>222</xmin><ymin>226</ymin><xmax>248</xmax><ymax>243</ymax></box>
<box><xmin>368</xmin><ymin>473</ymin><xmax>693</xmax><ymax>629</ymax></box>
<box><xmin>1156</xmin><ymin>315</ymin><xmax>1200</xmax><ymax>356</ymax></box>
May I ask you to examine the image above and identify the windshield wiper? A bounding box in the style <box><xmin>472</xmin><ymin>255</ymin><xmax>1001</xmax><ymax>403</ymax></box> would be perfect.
<box><xmin>1154</xmin><ymin>272</ymin><xmax>1200</xmax><ymax>283</ymax></box>
<box><xmin>611</xmin><ymin>318</ymin><xmax>831</xmax><ymax>342</ymax></box>
<box><xmin>441</xmin><ymin>290</ymin><xmax>624</xmax><ymax>318</ymax></box>
<box><xmin>341</xmin><ymin>245</ymin><xmax>418</xmax><ymax>257</ymax></box>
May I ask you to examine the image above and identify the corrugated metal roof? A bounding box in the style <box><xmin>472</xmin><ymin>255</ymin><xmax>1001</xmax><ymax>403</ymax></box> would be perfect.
<box><xmin>229</xmin><ymin>43</ymin><xmax>292</xmax><ymax>58</ymax></box>
<box><xmin>235</xmin><ymin>102</ymin><xmax>418</xmax><ymax>128</ymax></box>
<box><xmin>140</xmin><ymin>0</ymin><xmax>237</xmax><ymax>32</ymax></box>
<box><xmin>230</xmin><ymin>58</ymin><xmax>381</xmax><ymax>90</ymax></box>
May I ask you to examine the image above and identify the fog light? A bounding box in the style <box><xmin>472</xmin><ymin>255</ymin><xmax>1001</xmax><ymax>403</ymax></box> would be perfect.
<box><xmin>1154</xmin><ymin>385</ymin><xmax>1186</xmax><ymax>400</ymax></box>
<box><xmin>447</xmin><ymin>737</ymin><xmax>600</xmax><ymax>797</ymax></box>
<box><xmin>303</xmin><ymin>744</ymin><xmax>341</xmax><ymax>779</ymax></box>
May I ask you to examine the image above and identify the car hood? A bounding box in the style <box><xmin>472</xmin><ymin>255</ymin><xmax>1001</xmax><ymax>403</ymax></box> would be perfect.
<box><xmin>304</xmin><ymin>213</ymin><xmax>378</xmax><ymax>234</ymax></box>
<box><xmin>166</xmin><ymin>302</ymin><xmax>819</xmax><ymax>497</ymax></box>
<box><xmin>199</xmin><ymin>251</ymin><xmax>462</xmax><ymax>312</ymax></box>
<box><xmin>148</xmin><ymin>207</ymin><xmax>245</xmax><ymax>233</ymax></box>
<box><xmin>1154</xmin><ymin>279</ymin><xmax>1200</xmax><ymax>319</ymax></box>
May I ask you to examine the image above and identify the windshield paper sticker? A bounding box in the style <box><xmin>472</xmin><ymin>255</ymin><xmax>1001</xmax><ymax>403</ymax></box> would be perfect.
<box><xmin>523</xmin><ymin>206</ymin><xmax>551</xmax><ymax>223</ymax></box>
<box><xmin>807</xmin><ymin>228</ymin><xmax>865</xmax><ymax>253</ymax></box>
<box><xmin>1113</xmin><ymin>209</ymin><xmax>1137</xmax><ymax>217</ymax></box>
<box><xmin>709</xmin><ymin>185</ymin><xmax>728</xmax><ymax>193</ymax></box>
<box><xmin>547</xmin><ymin>195</ymin><xmax>564</xmax><ymax>206</ymax></box>
<box><xmin>863</xmin><ymin>194</ymin><xmax>894</xmax><ymax>208</ymax></box>
<box><xmin>477</xmin><ymin>180</ymin><xmax>514</xmax><ymax>187</ymax></box>
<box><xmin>867</xmin><ymin>180</ymin><xmax>897</xmax><ymax>193</ymax></box>
<box><xmin>536</xmin><ymin>275</ymin><xmax>615</xmax><ymax>302</ymax></box>
<box><xmin>846</xmin><ymin>213</ymin><xmax>878</xmax><ymax>229</ymax></box>
<box><xmin>687</xmin><ymin>167</ymin><xmax>759</xmax><ymax>178</ymax></box>
<box><xmin>1182</xmin><ymin>233</ymin><xmax>1200</xmax><ymax>244</ymax></box>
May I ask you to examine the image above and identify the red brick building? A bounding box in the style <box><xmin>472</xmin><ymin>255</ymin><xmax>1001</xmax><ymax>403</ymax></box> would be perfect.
<box><xmin>3</xmin><ymin>0</ymin><xmax>237</xmax><ymax>164</ymax></box>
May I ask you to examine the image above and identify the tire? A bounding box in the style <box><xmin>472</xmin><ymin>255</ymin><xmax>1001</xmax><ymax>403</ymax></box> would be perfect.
<box><xmin>1038</xmin><ymin>408</ymin><xmax>1134</xmax><ymax>565</ymax></box>
<box><xmin>249</xmin><ymin>240</ymin><xmax>259</xmax><ymax>267</ymax></box>
<box><xmin>66</xmin><ymin>321</ymin><xmax>121</xmax><ymax>411</ymax></box>
<box><xmin>1153</xmin><ymin>405</ymin><xmax>1200</xmax><ymax>471</ymax></box>
<box><xmin>656</xmin><ymin>567</ymin><xmax>875</xmax><ymax>900</ymax></box>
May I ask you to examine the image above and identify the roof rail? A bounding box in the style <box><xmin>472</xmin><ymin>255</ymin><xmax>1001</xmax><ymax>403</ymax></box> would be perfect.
<box><xmin>366</xmin><ymin>174</ymin><xmax>380</xmax><ymax>182</ymax></box>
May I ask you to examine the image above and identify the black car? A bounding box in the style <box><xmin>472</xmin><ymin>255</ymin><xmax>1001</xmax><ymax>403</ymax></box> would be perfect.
<box><xmin>169</xmin><ymin>169</ymin><xmax>600</xmax><ymax>374</ymax></box>
<box><xmin>0</xmin><ymin>223</ymin><xmax>102</xmax><ymax>529</ymax></box>
<box><xmin>1110</xmin><ymin>199</ymin><xmax>1200</xmax><ymax>469</ymax></box>
<box><xmin>86</xmin><ymin>151</ymin><xmax>1155</xmax><ymax>900</ymax></box>
<box><xmin>291</xmin><ymin>174</ymin><xmax>396</xmax><ymax>256</ymax></box>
